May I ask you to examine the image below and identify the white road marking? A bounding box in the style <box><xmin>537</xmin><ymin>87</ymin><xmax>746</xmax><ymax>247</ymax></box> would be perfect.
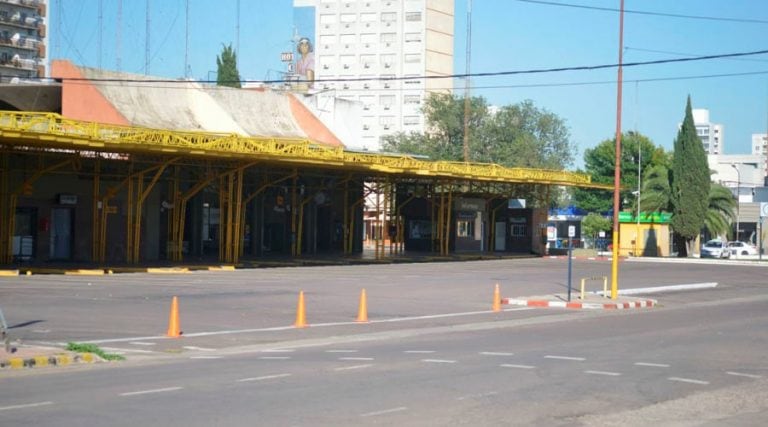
<box><xmin>326</xmin><ymin>349</ymin><xmax>358</xmax><ymax>353</ymax></box>
<box><xmin>259</xmin><ymin>356</ymin><xmax>291</xmax><ymax>360</ymax></box>
<box><xmin>360</xmin><ymin>406</ymin><xmax>408</xmax><ymax>417</ymax></box>
<box><xmin>545</xmin><ymin>355</ymin><xmax>586</xmax><ymax>361</ymax></box>
<box><xmin>183</xmin><ymin>346</ymin><xmax>216</xmax><ymax>352</ymax></box>
<box><xmin>480</xmin><ymin>352</ymin><xmax>514</xmax><ymax>356</ymax></box>
<box><xmin>32</xmin><ymin>329</ymin><xmax>51</xmax><ymax>333</ymax></box>
<box><xmin>457</xmin><ymin>391</ymin><xmax>498</xmax><ymax>401</ymax></box>
<box><xmin>0</xmin><ymin>401</ymin><xmax>54</xmax><ymax>412</ymax></box>
<box><xmin>129</xmin><ymin>341</ymin><xmax>156</xmax><ymax>346</ymax></box>
<box><xmin>635</xmin><ymin>362</ymin><xmax>670</xmax><ymax>368</ymax></box>
<box><xmin>668</xmin><ymin>377</ymin><xmax>709</xmax><ymax>385</ymax></box>
<box><xmin>237</xmin><ymin>374</ymin><xmax>292</xmax><ymax>382</ymax></box>
<box><xmin>101</xmin><ymin>347</ymin><xmax>155</xmax><ymax>354</ymax></box>
<box><xmin>334</xmin><ymin>364</ymin><xmax>373</xmax><ymax>371</ymax></box>
<box><xmin>262</xmin><ymin>349</ymin><xmax>295</xmax><ymax>353</ymax></box>
<box><xmin>79</xmin><ymin>308</ymin><xmax>535</xmax><ymax>344</ymax></box>
<box><xmin>500</xmin><ymin>364</ymin><xmax>536</xmax><ymax>369</ymax></box>
<box><xmin>585</xmin><ymin>370</ymin><xmax>622</xmax><ymax>376</ymax></box>
<box><xmin>726</xmin><ymin>371</ymin><xmax>763</xmax><ymax>379</ymax></box>
<box><xmin>404</xmin><ymin>350</ymin><xmax>435</xmax><ymax>354</ymax></box>
<box><xmin>189</xmin><ymin>356</ymin><xmax>222</xmax><ymax>359</ymax></box>
<box><xmin>120</xmin><ymin>387</ymin><xmax>183</xmax><ymax>397</ymax></box>
<box><xmin>597</xmin><ymin>282</ymin><xmax>718</xmax><ymax>296</ymax></box>
<box><xmin>421</xmin><ymin>359</ymin><xmax>457</xmax><ymax>364</ymax></box>
<box><xmin>339</xmin><ymin>357</ymin><xmax>374</xmax><ymax>361</ymax></box>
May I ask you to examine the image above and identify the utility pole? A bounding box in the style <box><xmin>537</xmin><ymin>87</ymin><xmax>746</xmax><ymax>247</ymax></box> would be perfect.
<box><xmin>116</xmin><ymin>0</ymin><xmax>122</xmax><ymax>71</ymax></box>
<box><xmin>462</xmin><ymin>0</ymin><xmax>472</xmax><ymax>163</ymax></box>
<box><xmin>185</xmin><ymin>0</ymin><xmax>190</xmax><ymax>78</ymax></box>
<box><xmin>145</xmin><ymin>0</ymin><xmax>151</xmax><ymax>75</ymax></box>
<box><xmin>97</xmin><ymin>0</ymin><xmax>102</xmax><ymax>69</ymax></box>
<box><xmin>610</xmin><ymin>0</ymin><xmax>625</xmax><ymax>300</ymax></box>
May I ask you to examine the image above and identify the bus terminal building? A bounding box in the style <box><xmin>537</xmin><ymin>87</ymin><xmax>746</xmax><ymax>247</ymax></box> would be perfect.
<box><xmin>0</xmin><ymin>62</ymin><xmax>608</xmax><ymax>268</ymax></box>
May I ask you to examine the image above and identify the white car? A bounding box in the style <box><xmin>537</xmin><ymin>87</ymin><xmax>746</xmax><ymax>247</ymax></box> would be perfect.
<box><xmin>701</xmin><ymin>240</ymin><xmax>730</xmax><ymax>259</ymax></box>
<box><xmin>727</xmin><ymin>241</ymin><xmax>758</xmax><ymax>257</ymax></box>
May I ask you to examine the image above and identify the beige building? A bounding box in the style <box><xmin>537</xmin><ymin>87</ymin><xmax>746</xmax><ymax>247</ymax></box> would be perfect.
<box><xmin>0</xmin><ymin>0</ymin><xmax>47</xmax><ymax>82</ymax></box>
<box><xmin>295</xmin><ymin>0</ymin><xmax>454</xmax><ymax>151</ymax></box>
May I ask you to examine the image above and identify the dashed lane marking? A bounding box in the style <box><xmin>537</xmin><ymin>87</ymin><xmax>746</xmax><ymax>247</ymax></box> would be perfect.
<box><xmin>120</xmin><ymin>387</ymin><xmax>183</xmax><ymax>397</ymax></box>
<box><xmin>259</xmin><ymin>356</ymin><xmax>291</xmax><ymax>360</ymax></box>
<box><xmin>0</xmin><ymin>402</ymin><xmax>54</xmax><ymax>412</ymax></box>
<box><xmin>726</xmin><ymin>371</ymin><xmax>763</xmax><ymax>379</ymax></box>
<box><xmin>544</xmin><ymin>355</ymin><xmax>586</xmax><ymax>361</ymax></box>
<box><xmin>456</xmin><ymin>391</ymin><xmax>498</xmax><ymax>401</ymax></box>
<box><xmin>262</xmin><ymin>349</ymin><xmax>295</xmax><ymax>353</ymax></box>
<box><xmin>585</xmin><ymin>370</ymin><xmax>622</xmax><ymax>376</ymax></box>
<box><xmin>338</xmin><ymin>357</ymin><xmax>374</xmax><ymax>361</ymax></box>
<box><xmin>189</xmin><ymin>356</ymin><xmax>223</xmax><ymax>359</ymax></box>
<box><xmin>404</xmin><ymin>350</ymin><xmax>435</xmax><ymax>354</ymax></box>
<box><xmin>421</xmin><ymin>359</ymin><xmax>457</xmax><ymax>364</ymax></box>
<box><xmin>334</xmin><ymin>364</ymin><xmax>373</xmax><ymax>371</ymax></box>
<box><xmin>668</xmin><ymin>377</ymin><xmax>709</xmax><ymax>385</ymax></box>
<box><xmin>326</xmin><ymin>349</ymin><xmax>358</xmax><ymax>353</ymax></box>
<box><xmin>183</xmin><ymin>346</ymin><xmax>216</xmax><ymax>352</ymax></box>
<box><xmin>360</xmin><ymin>406</ymin><xmax>408</xmax><ymax>417</ymax></box>
<box><xmin>237</xmin><ymin>374</ymin><xmax>292</xmax><ymax>382</ymax></box>
<box><xmin>500</xmin><ymin>364</ymin><xmax>536</xmax><ymax>369</ymax></box>
<box><xmin>479</xmin><ymin>352</ymin><xmax>514</xmax><ymax>356</ymax></box>
<box><xmin>129</xmin><ymin>342</ymin><xmax>156</xmax><ymax>346</ymax></box>
<box><xmin>635</xmin><ymin>362</ymin><xmax>671</xmax><ymax>368</ymax></box>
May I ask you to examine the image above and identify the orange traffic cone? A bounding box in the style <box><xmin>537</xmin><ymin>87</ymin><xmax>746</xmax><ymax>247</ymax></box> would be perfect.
<box><xmin>356</xmin><ymin>289</ymin><xmax>369</xmax><ymax>323</ymax></box>
<box><xmin>166</xmin><ymin>296</ymin><xmax>182</xmax><ymax>337</ymax></box>
<box><xmin>492</xmin><ymin>283</ymin><xmax>501</xmax><ymax>312</ymax></box>
<box><xmin>294</xmin><ymin>291</ymin><xmax>308</xmax><ymax>328</ymax></box>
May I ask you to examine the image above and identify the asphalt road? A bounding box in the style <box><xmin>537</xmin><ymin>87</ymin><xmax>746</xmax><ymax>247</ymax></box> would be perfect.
<box><xmin>1</xmin><ymin>258</ymin><xmax>767</xmax><ymax>425</ymax></box>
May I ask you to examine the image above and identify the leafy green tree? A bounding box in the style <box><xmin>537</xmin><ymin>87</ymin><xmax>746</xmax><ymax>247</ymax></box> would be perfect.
<box><xmin>670</xmin><ymin>97</ymin><xmax>710</xmax><ymax>256</ymax></box>
<box><xmin>216</xmin><ymin>44</ymin><xmax>241</xmax><ymax>88</ymax></box>
<box><xmin>381</xmin><ymin>94</ymin><xmax>575</xmax><ymax>169</ymax></box>
<box><xmin>581</xmin><ymin>212</ymin><xmax>612</xmax><ymax>241</ymax></box>
<box><xmin>705</xmin><ymin>183</ymin><xmax>736</xmax><ymax>239</ymax></box>
<box><xmin>572</xmin><ymin>132</ymin><xmax>668</xmax><ymax>213</ymax></box>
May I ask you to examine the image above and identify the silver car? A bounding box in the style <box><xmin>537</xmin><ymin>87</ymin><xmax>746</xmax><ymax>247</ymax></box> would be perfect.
<box><xmin>701</xmin><ymin>240</ymin><xmax>730</xmax><ymax>259</ymax></box>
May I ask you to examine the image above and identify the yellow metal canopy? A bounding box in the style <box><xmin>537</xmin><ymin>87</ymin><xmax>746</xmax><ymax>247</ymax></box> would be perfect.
<box><xmin>0</xmin><ymin>111</ymin><xmax>611</xmax><ymax>189</ymax></box>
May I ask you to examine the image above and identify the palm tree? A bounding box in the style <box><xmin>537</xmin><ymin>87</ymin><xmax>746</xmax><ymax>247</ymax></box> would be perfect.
<box><xmin>639</xmin><ymin>165</ymin><xmax>736</xmax><ymax>242</ymax></box>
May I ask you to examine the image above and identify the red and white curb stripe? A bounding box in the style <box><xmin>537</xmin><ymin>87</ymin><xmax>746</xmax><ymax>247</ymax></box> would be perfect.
<box><xmin>502</xmin><ymin>298</ymin><xmax>656</xmax><ymax>310</ymax></box>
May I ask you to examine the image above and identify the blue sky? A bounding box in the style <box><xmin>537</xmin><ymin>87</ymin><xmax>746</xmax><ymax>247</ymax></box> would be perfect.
<box><xmin>53</xmin><ymin>0</ymin><xmax>768</xmax><ymax>165</ymax></box>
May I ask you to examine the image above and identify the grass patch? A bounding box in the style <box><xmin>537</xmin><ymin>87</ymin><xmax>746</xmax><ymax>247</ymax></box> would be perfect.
<box><xmin>66</xmin><ymin>342</ymin><xmax>126</xmax><ymax>361</ymax></box>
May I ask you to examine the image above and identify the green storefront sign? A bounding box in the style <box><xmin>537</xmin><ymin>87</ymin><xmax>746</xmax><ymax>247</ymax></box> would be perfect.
<box><xmin>618</xmin><ymin>211</ymin><xmax>672</xmax><ymax>223</ymax></box>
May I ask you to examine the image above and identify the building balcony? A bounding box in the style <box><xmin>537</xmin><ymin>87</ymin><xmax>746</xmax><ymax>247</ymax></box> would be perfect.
<box><xmin>0</xmin><ymin>13</ymin><xmax>43</xmax><ymax>31</ymax></box>
<box><xmin>0</xmin><ymin>0</ymin><xmax>43</xmax><ymax>10</ymax></box>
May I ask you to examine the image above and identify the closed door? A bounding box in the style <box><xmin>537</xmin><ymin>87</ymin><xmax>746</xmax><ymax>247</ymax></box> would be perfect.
<box><xmin>50</xmin><ymin>208</ymin><xmax>73</xmax><ymax>260</ymax></box>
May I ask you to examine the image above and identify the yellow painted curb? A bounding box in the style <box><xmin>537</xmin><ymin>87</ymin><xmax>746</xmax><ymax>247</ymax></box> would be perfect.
<box><xmin>81</xmin><ymin>353</ymin><xmax>94</xmax><ymax>362</ymax></box>
<box><xmin>147</xmin><ymin>267</ymin><xmax>190</xmax><ymax>274</ymax></box>
<box><xmin>9</xmin><ymin>358</ymin><xmax>24</xmax><ymax>369</ymax></box>
<box><xmin>33</xmin><ymin>356</ymin><xmax>49</xmax><ymax>367</ymax></box>
<box><xmin>0</xmin><ymin>270</ymin><xmax>20</xmax><ymax>277</ymax></box>
<box><xmin>55</xmin><ymin>355</ymin><xmax>71</xmax><ymax>366</ymax></box>
<box><xmin>64</xmin><ymin>269</ymin><xmax>105</xmax><ymax>276</ymax></box>
<box><xmin>208</xmin><ymin>265</ymin><xmax>236</xmax><ymax>271</ymax></box>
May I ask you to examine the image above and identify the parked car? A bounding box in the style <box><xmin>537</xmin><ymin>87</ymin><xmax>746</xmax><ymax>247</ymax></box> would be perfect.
<box><xmin>727</xmin><ymin>241</ymin><xmax>758</xmax><ymax>257</ymax></box>
<box><xmin>701</xmin><ymin>240</ymin><xmax>730</xmax><ymax>259</ymax></box>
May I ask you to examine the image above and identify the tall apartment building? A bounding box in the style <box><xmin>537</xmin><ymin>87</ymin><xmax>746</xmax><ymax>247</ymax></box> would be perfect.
<box><xmin>753</xmin><ymin>133</ymin><xmax>768</xmax><ymax>178</ymax></box>
<box><xmin>692</xmin><ymin>109</ymin><xmax>724</xmax><ymax>155</ymax></box>
<box><xmin>0</xmin><ymin>0</ymin><xmax>47</xmax><ymax>82</ymax></box>
<box><xmin>294</xmin><ymin>0</ymin><xmax>454</xmax><ymax>151</ymax></box>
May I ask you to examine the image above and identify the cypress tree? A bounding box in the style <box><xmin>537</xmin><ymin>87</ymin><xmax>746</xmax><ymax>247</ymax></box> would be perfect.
<box><xmin>670</xmin><ymin>96</ymin><xmax>710</xmax><ymax>256</ymax></box>
<box><xmin>216</xmin><ymin>44</ymin><xmax>241</xmax><ymax>88</ymax></box>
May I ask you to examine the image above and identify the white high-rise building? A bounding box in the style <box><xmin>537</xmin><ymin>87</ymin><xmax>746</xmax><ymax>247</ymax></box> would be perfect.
<box><xmin>692</xmin><ymin>109</ymin><xmax>724</xmax><ymax>155</ymax></box>
<box><xmin>753</xmin><ymin>133</ymin><xmax>768</xmax><ymax>178</ymax></box>
<box><xmin>0</xmin><ymin>0</ymin><xmax>48</xmax><ymax>82</ymax></box>
<box><xmin>294</xmin><ymin>0</ymin><xmax>454</xmax><ymax>151</ymax></box>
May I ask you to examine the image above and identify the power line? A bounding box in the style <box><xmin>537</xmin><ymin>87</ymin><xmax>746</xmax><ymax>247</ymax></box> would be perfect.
<box><xmin>513</xmin><ymin>0</ymin><xmax>768</xmax><ymax>25</ymax></box>
<box><xmin>626</xmin><ymin>46</ymin><xmax>768</xmax><ymax>63</ymax></box>
<box><xmin>54</xmin><ymin>48</ymin><xmax>768</xmax><ymax>85</ymax></box>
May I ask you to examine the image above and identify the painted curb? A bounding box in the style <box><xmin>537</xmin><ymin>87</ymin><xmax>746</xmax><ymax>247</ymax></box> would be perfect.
<box><xmin>0</xmin><ymin>353</ymin><xmax>98</xmax><ymax>369</ymax></box>
<box><xmin>0</xmin><ymin>270</ymin><xmax>20</xmax><ymax>277</ymax></box>
<box><xmin>502</xmin><ymin>298</ymin><xmax>656</xmax><ymax>310</ymax></box>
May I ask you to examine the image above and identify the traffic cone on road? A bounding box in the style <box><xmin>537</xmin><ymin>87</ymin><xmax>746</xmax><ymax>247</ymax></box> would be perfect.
<box><xmin>166</xmin><ymin>296</ymin><xmax>182</xmax><ymax>337</ymax></box>
<box><xmin>294</xmin><ymin>291</ymin><xmax>308</xmax><ymax>328</ymax></box>
<box><xmin>492</xmin><ymin>283</ymin><xmax>501</xmax><ymax>312</ymax></box>
<box><xmin>356</xmin><ymin>289</ymin><xmax>369</xmax><ymax>323</ymax></box>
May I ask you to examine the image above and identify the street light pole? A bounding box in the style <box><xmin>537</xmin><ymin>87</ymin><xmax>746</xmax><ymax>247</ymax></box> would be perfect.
<box><xmin>731</xmin><ymin>163</ymin><xmax>741</xmax><ymax>242</ymax></box>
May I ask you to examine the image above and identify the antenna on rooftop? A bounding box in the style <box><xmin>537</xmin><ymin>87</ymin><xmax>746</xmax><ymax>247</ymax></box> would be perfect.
<box><xmin>145</xmin><ymin>0</ymin><xmax>151</xmax><ymax>75</ymax></box>
<box><xmin>116</xmin><ymin>0</ymin><xmax>122</xmax><ymax>71</ymax></box>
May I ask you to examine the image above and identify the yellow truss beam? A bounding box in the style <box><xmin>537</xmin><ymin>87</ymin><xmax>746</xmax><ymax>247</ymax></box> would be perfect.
<box><xmin>0</xmin><ymin>111</ymin><xmax>609</xmax><ymax>189</ymax></box>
